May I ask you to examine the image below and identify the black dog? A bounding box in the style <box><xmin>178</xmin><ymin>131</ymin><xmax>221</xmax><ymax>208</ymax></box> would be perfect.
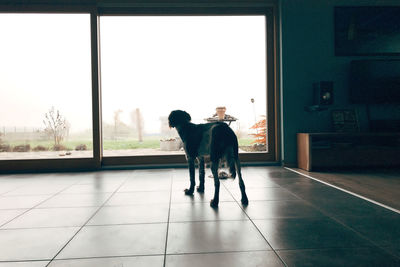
<box><xmin>168</xmin><ymin>110</ymin><xmax>248</xmax><ymax>208</ymax></box>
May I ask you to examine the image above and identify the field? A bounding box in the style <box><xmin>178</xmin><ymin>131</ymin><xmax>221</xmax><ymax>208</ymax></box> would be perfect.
<box><xmin>2</xmin><ymin>138</ymin><xmax>255</xmax><ymax>151</ymax></box>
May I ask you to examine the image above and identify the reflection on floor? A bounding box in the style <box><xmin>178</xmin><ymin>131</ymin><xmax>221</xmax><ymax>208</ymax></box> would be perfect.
<box><xmin>0</xmin><ymin>167</ymin><xmax>398</xmax><ymax>266</ymax></box>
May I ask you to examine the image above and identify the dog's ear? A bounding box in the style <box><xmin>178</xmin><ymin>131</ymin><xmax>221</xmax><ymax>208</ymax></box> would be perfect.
<box><xmin>168</xmin><ymin>110</ymin><xmax>191</xmax><ymax>128</ymax></box>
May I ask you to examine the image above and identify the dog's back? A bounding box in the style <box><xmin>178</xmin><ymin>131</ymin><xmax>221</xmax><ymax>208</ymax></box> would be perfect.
<box><xmin>193</xmin><ymin>122</ymin><xmax>238</xmax><ymax>160</ymax></box>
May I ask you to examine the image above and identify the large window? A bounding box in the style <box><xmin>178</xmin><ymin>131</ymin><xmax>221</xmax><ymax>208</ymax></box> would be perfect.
<box><xmin>100</xmin><ymin>16</ymin><xmax>267</xmax><ymax>157</ymax></box>
<box><xmin>0</xmin><ymin>14</ymin><xmax>93</xmax><ymax>160</ymax></box>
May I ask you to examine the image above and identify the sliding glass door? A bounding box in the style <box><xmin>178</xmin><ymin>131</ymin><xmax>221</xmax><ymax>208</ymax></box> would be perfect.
<box><xmin>0</xmin><ymin>14</ymin><xmax>93</xmax><ymax>160</ymax></box>
<box><xmin>0</xmin><ymin>5</ymin><xmax>278</xmax><ymax>171</ymax></box>
<box><xmin>100</xmin><ymin>16</ymin><xmax>267</xmax><ymax>158</ymax></box>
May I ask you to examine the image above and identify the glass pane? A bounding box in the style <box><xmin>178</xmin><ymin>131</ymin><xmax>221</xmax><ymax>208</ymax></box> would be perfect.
<box><xmin>0</xmin><ymin>14</ymin><xmax>93</xmax><ymax>160</ymax></box>
<box><xmin>100</xmin><ymin>16</ymin><xmax>267</xmax><ymax>157</ymax></box>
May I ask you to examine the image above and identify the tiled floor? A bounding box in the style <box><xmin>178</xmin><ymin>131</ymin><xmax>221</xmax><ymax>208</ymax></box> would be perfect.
<box><xmin>0</xmin><ymin>167</ymin><xmax>399</xmax><ymax>266</ymax></box>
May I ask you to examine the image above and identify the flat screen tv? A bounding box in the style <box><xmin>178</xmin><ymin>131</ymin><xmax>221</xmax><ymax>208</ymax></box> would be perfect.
<box><xmin>349</xmin><ymin>60</ymin><xmax>400</xmax><ymax>104</ymax></box>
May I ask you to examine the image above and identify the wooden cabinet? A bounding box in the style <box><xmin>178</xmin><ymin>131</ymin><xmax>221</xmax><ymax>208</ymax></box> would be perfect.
<box><xmin>297</xmin><ymin>133</ymin><xmax>400</xmax><ymax>171</ymax></box>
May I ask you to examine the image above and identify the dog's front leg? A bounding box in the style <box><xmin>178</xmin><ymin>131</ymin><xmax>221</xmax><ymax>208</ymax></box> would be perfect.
<box><xmin>197</xmin><ymin>157</ymin><xmax>205</xmax><ymax>193</ymax></box>
<box><xmin>184</xmin><ymin>157</ymin><xmax>195</xmax><ymax>195</ymax></box>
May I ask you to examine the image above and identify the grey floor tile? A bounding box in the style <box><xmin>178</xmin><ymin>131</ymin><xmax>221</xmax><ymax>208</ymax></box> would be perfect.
<box><xmin>88</xmin><ymin>204</ymin><xmax>169</xmax><ymax>225</ymax></box>
<box><xmin>171</xmin><ymin>187</ymin><xmax>234</xmax><ymax>203</ymax></box>
<box><xmin>269</xmin><ymin>177</ymin><xmax>323</xmax><ymax>187</ymax></box>
<box><xmin>0</xmin><ymin>209</ymin><xmax>27</xmax><ymax>226</ymax></box>
<box><xmin>0</xmin><ymin>262</ymin><xmax>49</xmax><ymax>267</ymax></box>
<box><xmin>118</xmin><ymin>179</ymin><xmax>171</xmax><ymax>192</ymax></box>
<box><xmin>3</xmin><ymin>207</ymin><xmax>98</xmax><ymax>229</ymax></box>
<box><xmin>4</xmin><ymin>185</ymin><xmax>68</xmax><ymax>196</ymax></box>
<box><xmin>166</xmin><ymin>251</ymin><xmax>284</xmax><ymax>267</ymax></box>
<box><xmin>277</xmin><ymin>247</ymin><xmax>400</xmax><ymax>267</ymax></box>
<box><xmin>56</xmin><ymin>224</ymin><xmax>167</xmax><ymax>259</ymax></box>
<box><xmin>61</xmin><ymin>183</ymin><xmax>121</xmax><ymax>194</ymax></box>
<box><xmin>258</xmin><ymin>170</ymin><xmax>303</xmax><ymax>179</ymax></box>
<box><xmin>48</xmin><ymin>255</ymin><xmax>164</xmax><ymax>267</ymax></box>
<box><xmin>0</xmin><ymin>195</ymin><xmax>51</xmax><ymax>209</ymax></box>
<box><xmin>243</xmin><ymin>200</ymin><xmax>324</xmax><ymax>219</ymax></box>
<box><xmin>337</xmin><ymin>215</ymin><xmax>400</xmax><ymax>247</ymax></box>
<box><xmin>229</xmin><ymin>187</ymin><xmax>298</xmax><ymax>202</ymax></box>
<box><xmin>0</xmin><ymin>227</ymin><xmax>79</xmax><ymax>261</ymax></box>
<box><xmin>106</xmin><ymin>191</ymin><xmax>170</xmax><ymax>206</ymax></box>
<box><xmin>254</xmin><ymin>218</ymin><xmax>371</xmax><ymax>250</ymax></box>
<box><xmin>38</xmin><ymin>193</ymin><xmax>111</xmax><ymax>208</ymax></box>
<box><xmin>222</xmin><ymin>176</ymin><xmax>280</xmax><ymax>189</ymax></box>
<box><xmin>169</xmin><ymin>202</ymin><xmax>248</xmax><ymax>222</ymax></box>
<box><xmin>167</xmin><ymin>220</ymin><xmax>271</xmax><ymax>254</ymax></box>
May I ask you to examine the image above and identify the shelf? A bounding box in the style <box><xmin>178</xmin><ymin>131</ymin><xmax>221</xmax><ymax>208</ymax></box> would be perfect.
<box><xmin>297</xmin><ymin>132</ymin><xmax>400</xmax><ymax>171</ymax></box>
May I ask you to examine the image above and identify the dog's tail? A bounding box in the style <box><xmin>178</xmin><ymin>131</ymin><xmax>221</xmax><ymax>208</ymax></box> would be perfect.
<box><xmin>233</xmin><ymin>137</ymin><xmax>242</xmax><ymax>180</ymax></box>
<box><xmin>227</xmin><ymin>131</ymin><xmax>240</xmax><ymax>179</ymax></box>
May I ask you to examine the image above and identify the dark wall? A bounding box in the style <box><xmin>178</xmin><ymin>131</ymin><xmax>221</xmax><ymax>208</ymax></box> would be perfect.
<box><xmin>279</xmin><ymin>0</ymin><xmax>400</xmax><ymax>165</ymax></box>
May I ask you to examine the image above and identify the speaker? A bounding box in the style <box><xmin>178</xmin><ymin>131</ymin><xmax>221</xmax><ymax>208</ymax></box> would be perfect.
<box><xmin>313</xmin><ymin>81</ymin><xmax>334</xmax><ymax>105</ymax></box>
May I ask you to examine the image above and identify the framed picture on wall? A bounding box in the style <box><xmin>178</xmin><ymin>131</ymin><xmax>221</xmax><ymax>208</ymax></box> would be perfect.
<box><xmin>334</xmin><ymin>6</ymin><xmax>400</xmax><ymax>56</ymax></box>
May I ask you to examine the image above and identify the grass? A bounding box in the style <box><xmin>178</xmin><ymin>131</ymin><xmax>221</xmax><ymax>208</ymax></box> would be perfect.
<box><xmin>2</xmin><ymin>137</ymin><xmax>255</xmax><ymax>151</ymax></box>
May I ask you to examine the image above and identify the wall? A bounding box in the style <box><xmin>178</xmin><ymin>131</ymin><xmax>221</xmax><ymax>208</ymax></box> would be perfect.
<box><xmin>280</xmin><ymin>0</ymin><xmax>400</xmax><ymax>165</ymax></box>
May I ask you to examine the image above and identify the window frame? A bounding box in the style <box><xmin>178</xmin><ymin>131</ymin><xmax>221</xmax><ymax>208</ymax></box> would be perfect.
<box><xmin>0</xmin><ymin>2</ymin><xmax>280</xmax><ymax>172</ymax></box>
<box><xmin>99</xmin><ymin>6</ymin><xmax>280</xmax><ymax>167</ymax></box>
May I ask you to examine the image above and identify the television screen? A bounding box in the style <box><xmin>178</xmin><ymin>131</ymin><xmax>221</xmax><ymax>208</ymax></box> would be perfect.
<box><xmin>335</xmin><ymin>7</ymin><xmax>400</xmax><ymax>55</ymax></box>
<box><xmin>349</xmin><ymin>60</ymin><xmax>400</xmax><ymax>104</ymax></box>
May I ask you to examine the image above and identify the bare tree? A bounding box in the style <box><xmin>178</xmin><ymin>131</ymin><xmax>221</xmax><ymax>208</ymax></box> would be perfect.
<box><xmin>130</xmin><ymin>108</ymin><xmax>144</xmax><ymax>142</ymax></box>
<box><xmin>43</xmin><ymin>107</ymin><xmax>69</xmax><ymax>146</ymax></box>
<box><xmin>113</xmin><ymin>109</ymin><xmax>123</xmax><ymax>139</ymax></box>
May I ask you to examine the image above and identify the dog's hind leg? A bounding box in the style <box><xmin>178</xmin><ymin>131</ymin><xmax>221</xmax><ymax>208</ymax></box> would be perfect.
<box><xmin>210</xmin><ymin>159</ymin><xmax>220</xmax><ymax>208</ymax></box>
<box><xmin>184</xmin><ymin>157</ymin><xmax>195</xmax><ymax>195</ymax></box>
<box><xmin>226</xmin><ymin>148</ymin><xmax>236</xmax><ymax>179</ymax></box>
<box><xmin>235</xmin><ymin>158</ymin><xmax>248</xmax><ymax>206</ymax></box>
<box><xmin>197</xmin><ymin>157</ymin><xmax>205</xmax><ymax>193</ymax></box>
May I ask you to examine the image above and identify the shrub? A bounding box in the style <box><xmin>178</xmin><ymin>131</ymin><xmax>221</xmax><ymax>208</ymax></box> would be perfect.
<box><xmin>12</xmin><ymin>144</ymin><xmax>31</xmax><ymax>152</ymax></box>
<box><xmin>75</xmin><ymin>144</ymin><xmax>87</xmax><ymax>151</ymax></box>
<box><xmin>250</xmin><ymin>116</ymin><xmax>267</xmax><ymax>145</ymax></box>
<box><xmin>52</xmin><ymin>144</ymin><xmax>67</xmax><ymax>151</ymax></box>
<box><xmin>33</xmin><ymin>145</ymin><xmax>48</xmax><ymax>152</ymax></box>
<box><xmin>0</xmin><ymin>144</ymin><xmax>11</xmax><ymax>152</ymax></box>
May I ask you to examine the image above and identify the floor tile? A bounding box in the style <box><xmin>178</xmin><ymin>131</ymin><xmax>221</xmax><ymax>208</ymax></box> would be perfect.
<box><xmin>222</xmin><ymin>176</ymin><xmax>280</xmax><ymax>189</ymax></box>
<box><xmin>48</xmin><ymin>255</ymin><xmax>164</xmax><ymax>267</ymax></box>
<box><xmin>56</xmin><ymin>224</ymin><xmax>167</xmax><ymax>259</ymax></box>
<box><xmin>105</xmin><ymin>191</ymin><xmax>170</xmax><ymax>206</ymax></box>
<box><xmin>169</xmin><ymin>202</ymin><xmax>248</xmax><ymax>222</ymax></box>
<box><xmin>337</xmin><ymin>215</ymin><xmax>400</xmax><ymax>247</ymax></box>
<box><xmin>229</xmin><ymin>187</ymin><xmax>298</xmax><ymax>202</ymax></box>
<box><xmin>0</xmin><ymin>209</ymin><xmax>27</xmax><ymax>226</ymax></box>
<box><xmin>4</xmin><ymin>185</ymin><xmax>68</xmax><ymax>196</ymax></box>
<box><xmin>167</xmin><ymin>220</ymin><xmax>271</xmax><ymax>254</ymax></box>
<box><xmin>310</xmin><ymin>197</ymin><xmax>397</xmax><ymax>218</ymax></box>
<box><xmin>166</xmin><ymin>251</ymin><xmax>284</xmax><ymax>267</ymax></box>
<box><xmin>2</xmin><ymin>207</ymin><xmax>98</xmax><ymax>229</ymax></box>
<box><xmin>254</xmin><ymin>218</ymin><xmax>371</xmax><ymax>250</ymax></box>
<box><xmin>258</xmin><ymin>170</ymin><xmax>303</xmax><ymax>179</ymax></box>
<box><xmin>269</xmin><ymin>177</ymin><xmax>323</xmax><ymax>187</ymax></box>
<box><xmin>384</xmin><ymin>245</ymin><xmax>400</xmax><ymax>258</ymax></box>
<box><xmin>61</xmin><ymin>183</ymin><xmax>121</xmax><ymax>194</ymax></box>
<box><xmin>88</xmin><ymin>204</ymin><xmax>169</xmax><ymax>225</ymax></box>
<box><xmin>118</xmin><ymin>178</ymin><xmax>171</xmax><ymax>192</ymax></box>
<box><xmin>171</xmin><ymin>187</ymin><xmax>234</xmax><ymax>203</ymax></box>
<box><xmin>0</xmin><ymin>227</ymin><xmax>78</xmax><ymax>261</ymax></box>
<box><xmin>277</xmin><ymin>247</ymin><xmax>400</xmax><ymax>267</ymax></box>
<box><xmin>0</xmin><ymin>262</ymin><xmax>49</xmax><ymax>267</ymax></box>
<box><xmin>243</xmin><ymin>200</ymin><xmax>324</xmax><ymax>219</ymax></box>
<box><xmin>0</xmin><ymin>195</ymin><xmax>50</xmax><ymax>209</ymax></box>
<box><xmin>38</xmin><ymin>193</ymin><xmax>111</xmax><ymax>208</ymax></box>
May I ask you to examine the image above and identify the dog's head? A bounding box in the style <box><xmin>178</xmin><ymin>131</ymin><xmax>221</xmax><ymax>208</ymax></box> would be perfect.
<box><xmin>168</xmin><ymin>110</ymin><xmax>191</xmax><ymax>128</ymax></box>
